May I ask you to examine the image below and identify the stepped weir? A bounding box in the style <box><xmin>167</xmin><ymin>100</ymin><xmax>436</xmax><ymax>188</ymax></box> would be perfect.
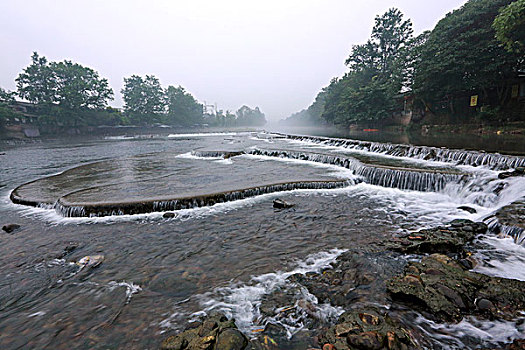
<box><xmin>9</xmin><ymin>133</ymin><xmax>524</xmax><ymax>219</ymax></box>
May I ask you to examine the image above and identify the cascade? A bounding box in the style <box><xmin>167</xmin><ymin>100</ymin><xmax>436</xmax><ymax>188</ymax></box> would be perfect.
<box><xmin>283</xmin><ymin>134</ymin><xmax>525</xmax><ymax>170</ymax></box>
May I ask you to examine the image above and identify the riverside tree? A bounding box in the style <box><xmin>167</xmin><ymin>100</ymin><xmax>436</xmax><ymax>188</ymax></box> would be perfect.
<box><xmin>235</xmin><ymin>105</ymin><xmax>266</xmax><ymax>126</ymax></box>
<box><xmin>322</xmin><ymin>8</ymin><xmax>414</xmax><ymax>125</ymax></box>
<box><xmin>121</xmin><ymin>75</ymin><xmax>166</xmax><ymax>125</ymax></box>
<box><xmin>493</xmin><ymin>0</ymin><xmax>525</xmax><ymax>54</ymax></box>
<box><xmin>16</xmin><ymin>52</ymin><xmax>113</xmax><ymax>110</ymax></box>
<box><xmin>414</xmin><ymin>0</ymin><xmax>521</xmax><ymax>114</ymax></box>
<box><xmin>16</xmin><ymin>52</ymin><xmax>56</xmax><ymax>105</ymax></box>
<box><xmin>164</xmin><ymin>85</ymin><xmax>203</xmax><ymax>126</ymax></box>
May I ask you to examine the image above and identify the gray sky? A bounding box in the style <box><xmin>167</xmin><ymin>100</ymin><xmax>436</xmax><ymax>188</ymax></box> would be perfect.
<box><xmin>0</xmin><ymin>0</ymin><xmax>467</xmax><ymax>121</ymax></box>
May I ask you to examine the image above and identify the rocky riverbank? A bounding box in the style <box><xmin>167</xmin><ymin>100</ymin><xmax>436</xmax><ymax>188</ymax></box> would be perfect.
<box><xmin>159</xmin><ymin>218</ymin><xmax>525</xmax><ymax>349</ymax></box>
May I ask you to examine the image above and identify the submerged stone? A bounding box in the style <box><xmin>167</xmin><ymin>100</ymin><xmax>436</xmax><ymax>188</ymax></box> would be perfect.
<box><xmin>2</xmin><ymin>224</ymin><xmax>20</xmax><ymax>233</ymax></box>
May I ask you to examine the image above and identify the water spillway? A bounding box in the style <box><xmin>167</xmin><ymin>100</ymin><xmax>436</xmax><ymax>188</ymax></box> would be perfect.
<box><xmin>10</xmin><ymin>151</ymin><xmax>352</xmax><ymax>218</ymax></box>
<box><xmin>284</xmin><ymin>134</ymin><xmax>525</xmax><ymax>170</ymax></box>
<box><xmin>9</xmin><ymin>132</ymin><xmax>524</xmax><ymax>219</ymax></box>
<box><xmin>247</xmin><ymin>149</ymin><xmax>468</xmax><ymax>192</ymax></box>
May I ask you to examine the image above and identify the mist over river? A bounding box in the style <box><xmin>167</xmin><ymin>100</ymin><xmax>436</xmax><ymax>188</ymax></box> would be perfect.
<box><xmin>1</xmin><ymin>130</ymin><xmax>524</xmax><ymax>349</ymax></box>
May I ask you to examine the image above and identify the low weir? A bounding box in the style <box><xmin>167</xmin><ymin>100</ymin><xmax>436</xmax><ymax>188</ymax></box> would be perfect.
<box><xmin>284</xmin><ymin>134</ymin><xmax>525</xmax><ymax>170</ymax></box>
<box><xmin>246</xmin><ymin>149</ymin><xmax>467</xmax><ymax>192</ymax></box>
<box><xmin>52</xmin><ymin>180</ymin><xmax>349</xmax><ymax>218</ymax></box>
<box><xmin>9</xmin><ymin>133</ymin><xmax>524</xmax><ymax>221</ymax></box>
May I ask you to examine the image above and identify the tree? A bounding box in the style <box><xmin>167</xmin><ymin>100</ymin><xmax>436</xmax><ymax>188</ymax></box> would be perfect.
<box><xmin>51</xmin><ymin>60</ymin><xmax>113</xmax><ymax>111</ymax></box>
<box><xmin>235</xmin><ymin>105</ymin><xmax>266</xmax><ymax>126</ymax></box>
<box><xmin>414</xmin><ymin>0</ymin><xmax>521</xmax><ymax>111</ymax></box>
<box><xmin>164</xmin><ymin>85</ymin><xmax>203</xmax><ymax>126</ymax></box>
<box><xmin>493</xmin><ymin>0</ymin><xmax>525</xmax><ymax>53</ymax></box>
<box><xmin>0</xmin><ymin>87</ymin><xmax>18</xmax><ymax>127</ymax></box>
<box><xmin>121</xmin><ymin>75</ymin><xmax>165</xmax><ymax>124</ymax></box>
<box><xmin>322</xmin><ymin>8</ymin><xmax>414</xmax><ymax>126</ymax></box>
<box><xmin>16</xmin><ymin>52</ymin><xmax>55</xmax><ymax>105</ymax></box>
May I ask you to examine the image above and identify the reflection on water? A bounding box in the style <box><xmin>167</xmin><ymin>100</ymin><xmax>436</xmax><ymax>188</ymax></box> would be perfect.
<box><xmin>271</xmin><ymin>125</ymin><xmax>525</xmax><ymax>155</ymax></box>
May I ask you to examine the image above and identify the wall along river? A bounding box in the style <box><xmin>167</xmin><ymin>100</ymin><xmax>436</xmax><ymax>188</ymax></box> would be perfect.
<box><xmin>0</xmin><ymin>131</ymin><xmax>524</xmax><ymax>349</ymax></box>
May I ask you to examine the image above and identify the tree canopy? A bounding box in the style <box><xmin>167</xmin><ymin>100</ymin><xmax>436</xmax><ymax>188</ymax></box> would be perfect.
<box><xmin>290</xmin><ymin>0</ymin><xmax>524</xmax><ymax>127</ymax></box>
<box><xmin>414</xmin><ymin>0</ymin><xmax>520</xmax><ymax>110</ymax></box>
<box><xmin>121</xmin><ymin>75</ymin><xmax>166</xmax><ymax>125</ymax></box>
<box><xmin>493</xmin><ymin>0</ymin><xmax>525</xmax><ymax>53</ymax></box>
<box><xmin>321</xmin><ymin>8</ymin><xmax>415</xmax><ymax>125</ymax></box>
<box><xmin>16</xmin><ymin>52</ymin><xmax>113</xmax><ymax>110</ymax></box>
<box><xmin>165</xmin><ymin>85</ymin><xmax>203</xmax><ymax>126</ymax></box>
<box><xmin>235</xmin><ymin>105</ymin><xmax>266</xmax><ymax>126</ymax></box>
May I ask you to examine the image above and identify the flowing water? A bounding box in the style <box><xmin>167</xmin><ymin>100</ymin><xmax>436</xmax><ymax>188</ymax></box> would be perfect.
<box><xmin>0</xmin><ymin>130</ymin><xmax>524</xmax><ymax>349</ymax></box>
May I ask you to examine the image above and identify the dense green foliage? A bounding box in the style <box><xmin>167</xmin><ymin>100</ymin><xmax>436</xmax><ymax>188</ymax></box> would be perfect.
<box><xmin>121</xmin><ymin>75</ymin><xmax>166</xmax><ymax>125</ymax></box>
<box><xmin>288</xmin><ymin>0</ymin><xmax>524</xmax><ymax>127</ymax></box>
<box><xmin>0</xmin><ymin>87</ymin><xmax>19</xmax><ymax>127</ymax></box>
<box><xmin>7</xmin><ymin>52</ymin><xmax>265</xmax><ymax>129</ymax></box>
<box><xmin>234</xmin><ymin>105</ymin><xmax>266</xmax><ymax>126</ymax></box>
<box><xmin>17</xmin><ymin>52</ymin><xmax>114</xmax><ymax>111</ymax></box>
<box><xmin>493</xmin><ymin>0</ymin><xmax>525</xmax><ymax>53</ymax></box>
<box><xmin>15</xmin><ymin>52</ymin><xmax>117</xmax><ymax>126</ymax></box>
<box><xmin>321</xmin><ymin>8</ymin><xmax>416</xmax><ymax>125</ymax></box>
<box><xmin>164</xmin><ymin>85</ymin><xmax>204</xmax><ymax>126</ymax></box>
<box><xmin>414</xmin><ymin>0</ymin><xmax>521</xmax><ymax>112</ymax></box>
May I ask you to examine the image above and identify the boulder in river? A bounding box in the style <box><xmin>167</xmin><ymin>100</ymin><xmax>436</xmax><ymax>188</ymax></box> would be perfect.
<box><xmin>76</xmin><ymin>255</ymin><xmax>104</xmax><ymax>269</ymax></box>
<box><xmin>457</xmin><ymin>206</ymin><xmax>477</xmax><ymax>214</ymax></box>
<box><xmin>498</xmin><ymin>167</ymin><xmax>525</xmax><ymax>179</ymax></box>
<box><xmin>160</xmin><ymin>314</ymin><xmax>247</xmax><ymax>350</ymax></box>
<box><xmin>273</xmin><ymin>199</ymin><xmax>294</xmax><ymax>209</ymax></box>
<box><xmin>2</xmin><ymin>224</ymin><xmax>21</xmax><ymax>233</ymax></box>
<box><xmin>388</xmin><ymin>220</ymin><xmax>487</xmax><ymax>255</ymax></box>
<box><xmin>387</xmin><ymin>254</ymin><xmax>525</xmax><ymax>322</ymax></box>
<box><xmin>163</xmin><ymin>212</ymin><xmax>176</xmax><ymax>219</ymax></box>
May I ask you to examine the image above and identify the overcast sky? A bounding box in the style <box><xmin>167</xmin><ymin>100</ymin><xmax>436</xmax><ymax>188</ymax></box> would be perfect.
<box><xmin>0</xmin><ymin>0</ymin><xmax>467</xmax><ymax>121</ymax></box>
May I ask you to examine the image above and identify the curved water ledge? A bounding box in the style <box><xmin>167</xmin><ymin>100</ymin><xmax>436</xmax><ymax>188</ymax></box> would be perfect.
<box><xmin>54</xmin><ymin>180</ymin><xmax>349</xmax><ymax>217</ymax></box>
<box><xmin>248</xmin><ymin>149</ymin><xmax>468</xmax><ymax>192</ymax></box>
<box><xmin>283</xmin><ymin>134</ymin><xmax>525</xmax><ymax>170</ymax></box>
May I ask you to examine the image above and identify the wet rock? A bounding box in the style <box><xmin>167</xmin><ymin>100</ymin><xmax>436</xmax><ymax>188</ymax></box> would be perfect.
<box><xmin>347</xmin><ymin>331</ymin><xmax>384</xmax><ymax>349</ymax></box>
<box><xmin>495</xmin><ymin>200</ymin><xmax>525</xmax><ymax>231</ymax></box>
<box><xmin>223</xmin><ymin>151</ymin><xmax>245</xmax><ymax>159</ymax></box>
<box><xmin>163</xmin><ymin>212</ymin><xmax>176</xmax><ymax>218</ymax></box>
<box><xmin>215</xmin><ymin>328</ymin><xmax>248</xmax><ymax>350</ymax></box>
<box><xmin>2</xmin><ymin>224</ymin><xmax>21</xmax><ymax>233</ymax></box>
<box><xmin>76</xmin><ymin>255</ymin><xmax>104</xmax><ymax>268</ymax></box>
<box><xmin>387</xmin><ymin>254</ymin><xmax>525</xmax><ymax>322</ymax></box>
<box><xmin>476</xmin><ymin>298</ymin><xmax>495</xmax><ymax>311</ymax></box>
<box><xmin>457</xmin><ymin>206</ymin><xmax>477</xmax><ymax>214</ymax></box>
<box><xmin>160</xmin><ymin>314</ymin><xmax>246</xmax><ymax>350</ymax></box>
<box><xmin>55</xmin><ymin>243</ymin><xmax>79</xmax><ymax>259</ymax></box>
<box><xmin>318</xmin><ymin>306</ymin><xmax>413</xmax><ymax>350</ymax></box>
<box><xmin>498</xmin><ymin>168</ymin><xmax>525</xmax><ymax>179</ymax></box>
<box><xmin>388</xmin><ymin>220</ymin><xmax>487</xmax><ymax>255</ymax></box>
<box><xmin>481</xmin><ymin>339</ymin><xmax>525</xmax><ymax>350</ymax></box>
<box><xmin>273</xmin><ymin>199</ymin><xmax>294</xmax><ymax>209</ymax></box>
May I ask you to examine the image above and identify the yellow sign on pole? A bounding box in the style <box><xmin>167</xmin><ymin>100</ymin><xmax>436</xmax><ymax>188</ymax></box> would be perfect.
<box><xmin>470</xmin><ymin>95</ymin><xmax>478</xmax><ymax>107</ymax></box>
<box><xmin>511</xmin><ymin>85</ymin><xmax>519</xmax><ymax>98</ymax></box>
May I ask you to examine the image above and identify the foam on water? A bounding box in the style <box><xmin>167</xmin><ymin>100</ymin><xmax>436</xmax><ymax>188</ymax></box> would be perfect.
<box><xmin>413</xmin><ymin>314</ymin><xmax>525</xmax><ymax>349</ymax></box>
<box><xmin>107</xmin><ymin>281</ymin><xmax>143</xmax><ymax>304</ymax></box>
<box><xmin>188</xmin><ymin>249</ymin><xmax>346</xmax><ymax>337</ymax></box>
<box><xmin>168</xmin><ymin>132</ymin><xmax>241</xmax><ymax>138</ymax></box>
<box><xmin>472</xmin><ymin>235</ymin><xmax>525</xmax><ymax>281</ymax></box>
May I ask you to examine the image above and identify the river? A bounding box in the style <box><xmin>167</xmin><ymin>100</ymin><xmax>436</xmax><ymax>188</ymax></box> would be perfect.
<box><xmin>0</xmin><ymin>129</ymin><xmax>524</xmax><ymax>349</ymax></box>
